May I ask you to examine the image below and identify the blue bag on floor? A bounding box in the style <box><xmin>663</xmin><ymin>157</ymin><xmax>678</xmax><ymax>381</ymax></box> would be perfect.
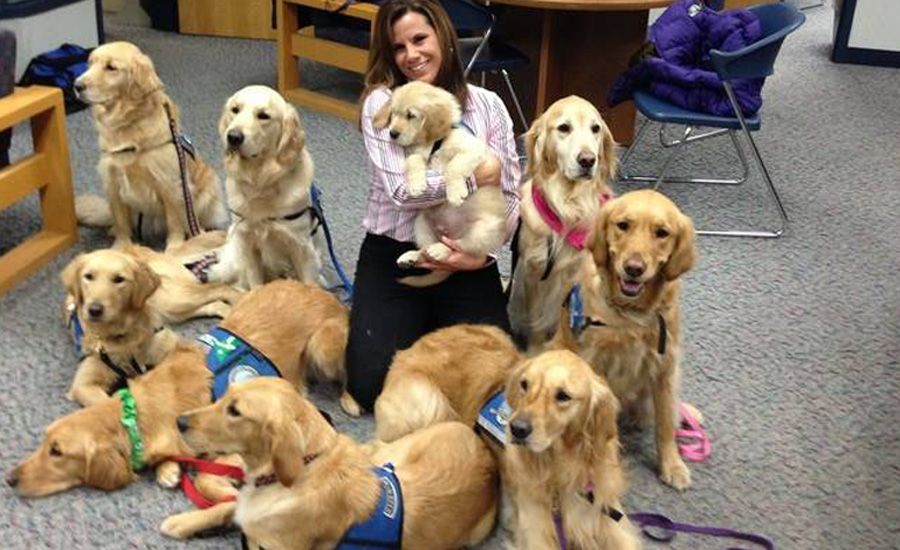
<box><xmin>18</xmin><ymin>43</ymin><xmax>92</xmax><ymax>114</ymax></box>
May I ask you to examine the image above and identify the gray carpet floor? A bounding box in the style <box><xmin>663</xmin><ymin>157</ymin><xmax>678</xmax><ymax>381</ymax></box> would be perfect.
<box><xmin>2</xmin><ymin>4</ymin><xmax>899</xmax><ymax>548</ymax></box>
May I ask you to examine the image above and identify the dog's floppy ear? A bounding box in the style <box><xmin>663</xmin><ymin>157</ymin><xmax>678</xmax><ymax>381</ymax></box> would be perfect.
<box><xmin>524</xmin><ymin>113</ymin><xmax>545</xmax><ymax>178</ymax></box>
<box><xmin>267</xmin><ymin>409</ymin><xmax>306</xmax><ymax>487</ymax></box>
<box><xmin>218</xmin><ymin>102</ymin><xmax>234</xmax><ymax>146</ymax></box>
<box><xmin>129</xmin><ymin>51</ymin><xmax>163</xmax><ymax>99</ymax></box>
<box><xmin>582</xmin><ymin>375</ymin><xmax>625</xmax><ymax>503</ymax></box>
<box><xmin>421</xmin><ymin>101</ymin><xmax>453</xmax><ymax>145</ymax></box>
<box><xmin>276</xmin><ymin>107</ymin><xmax>306</xmax><ymax>167</ymax></box>
<box><xmin>662</xmin><ymin>211</ymin><xmax>696</xmax><ymax>281</ymax></box>
<box><xmin>590</xmin><ymin>201</ymin><xmax>613</xmax><ymax>270</ymax></box>
<box><xmin>84</xmin><ymin>439</ymin><xmax>133</xmax><ymax>491</ymax></box>
<box><xmin>372</xmin><ymin>99</ymin><xmax>392</xmax><ymax>130</ymax></box>
<box><xmin>61</xmin><ymin>254</ymin><xmax>86</xmax><ymax>305</ymax></box>
<box><xmin>130</xmin><ymin>260</ymin><xmax>160</xmax><ymax>309</ymax></box>
<box><xmin>597</xmin><ymin>121</ymin><xmax>618</xmax><ymax>185</ymax></box>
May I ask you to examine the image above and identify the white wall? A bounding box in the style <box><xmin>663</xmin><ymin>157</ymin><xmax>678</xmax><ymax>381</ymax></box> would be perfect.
<box><xmin>4</xmin><ymin>0</ymin><xmax>100</xmax><ymax>81</ymax></box>
<box><xmin>847</xmin><ymin>0</ymin><xmax>900</xmax><ymax>52</ymax></box>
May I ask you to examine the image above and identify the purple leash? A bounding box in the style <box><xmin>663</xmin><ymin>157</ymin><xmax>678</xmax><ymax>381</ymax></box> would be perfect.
<box><xmin>630</xmin><ymin>512</ymin><xmax>775</xmax><ymax>549</ymax></box>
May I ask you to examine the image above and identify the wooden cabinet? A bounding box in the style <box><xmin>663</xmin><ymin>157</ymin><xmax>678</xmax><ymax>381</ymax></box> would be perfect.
<box><xmin>178</xmin><ymin>0</ymin><xmax>276</xmax><ymax>40</ymax></box>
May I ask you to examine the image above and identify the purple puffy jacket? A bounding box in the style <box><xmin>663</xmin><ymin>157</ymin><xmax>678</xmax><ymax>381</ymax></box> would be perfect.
<box><xmin>607</xmin><ymin>0</ymin><xmax>763</xmax><ymax>117</ymax></box>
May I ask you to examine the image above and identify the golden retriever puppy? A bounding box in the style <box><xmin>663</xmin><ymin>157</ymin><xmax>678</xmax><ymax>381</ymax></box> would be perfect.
<box><xmin>171</xmin><ymin>378</ymin><xmax>498</xmax><ymax>548</ymax></box>
<box><xmin>501</xmin><ymin>350</ymin><xmax>639</xmax><ymax>550</ymax></box>
<box><xmin>74</xmin><ymin>41</ymin><xmax>227</xmax><ymax>250</ymax></box>
<box><xmin>559</xmin><ymin>189</ymin><xmax>696</xmax><ymax>490</ymax></box>
<box><xmin>373</xmin><ymin>81</ymin><xmax>507</xmax><ymax>287</ymax></box>
<box><xmin>507</xmin><ymin>95</ymin><xmax>617</xmax><ymax>351</ymax></box>
<box><xmin>7</xmin><ymin>343</ymin><xmax>212</xmax><ymax>497</ymax></box>
<box><xmin>374</xmin><ymin>324</ymin><xmax>521</xmax><ymax>442</ymax></box>
<box><xmin>206</xmin><ymin>85</ymin><xmax>322</xmax><ymax>289</ymax></box>
<box><xmin>62</xmin><ymin>248</ymin><xmax>182</xmax><ymax>406</ymax></box>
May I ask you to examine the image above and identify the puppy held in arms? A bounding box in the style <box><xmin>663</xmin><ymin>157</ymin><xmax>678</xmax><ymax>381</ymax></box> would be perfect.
<box><xmin>373</xmin><ymin>81</ymin><xmax>506</xmax><ymax>287</ymax></box>
<box><xmin>206</xmin><ymin>85</ymin><xmax>322</xmax><ymax>289</ymax></box>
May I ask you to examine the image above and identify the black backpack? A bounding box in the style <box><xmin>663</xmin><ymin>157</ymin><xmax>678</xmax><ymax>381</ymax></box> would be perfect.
<box><xmin>18</xmin><ymin>43</ymin><xmax>92</xmax><ymax>114</ymax></box>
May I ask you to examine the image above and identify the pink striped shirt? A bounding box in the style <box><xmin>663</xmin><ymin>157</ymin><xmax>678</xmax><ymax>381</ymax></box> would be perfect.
<box><xmin>361</xmin><ymin>84</ymin><xmax>521</xmax><ymax>245</ymax></box>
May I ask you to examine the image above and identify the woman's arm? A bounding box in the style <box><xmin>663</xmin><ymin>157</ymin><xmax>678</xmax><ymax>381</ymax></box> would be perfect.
<box><xmin>361</xmin><ymin>88</ymin><xmax>467</xmax><ymax>209</ymax></box>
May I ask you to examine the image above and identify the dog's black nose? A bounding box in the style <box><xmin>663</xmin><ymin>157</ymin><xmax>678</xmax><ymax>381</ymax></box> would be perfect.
<box><xmin>389</xmin><ymin>130</ymin><xmax>400</xmax><ymax>140</ymax></box>
<box><xmin>227</xmin><ymin>130</ymin><xmax>244</xmax><ymax>147</ymax></box>
<box><xmin>577</xmin><ymin>153</ymin><xmax>596</xmax><ymax>169</ymax></box>
<box><xmin>509</xmin><ymin>418</ymin><xmax>532</xmax><ymax>442</ymax></box>
<box><xmin>74</xmin><ymin>81</ymin><xmax>86</xmax><ymax>93</ymax></box>
<box><xmin>176</xmin><ymin>415</ymin><xmax>190</xmax><ymax>433</ymax></box>
<box><xmin>87</xmin><ymin>303</ymin><xmax>104</xmax><ymax>319</ymax></box>
<box><xmin>5</xmin><ymin>470</ymin><xmax>18</xmax><ymax>488</ymax></box>
<box><xmin>624</xmin><ymin>261</ymin><xmax>645</xmax><ymax>278</ymax></box>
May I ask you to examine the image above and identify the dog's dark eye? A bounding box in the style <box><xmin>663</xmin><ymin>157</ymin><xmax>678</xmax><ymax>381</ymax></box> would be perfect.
<box><xmin>557</xmin><ymin>123</ymin><xmax>571</xmax><ymax>133</ymax></box>
<box><xmin>656</xmin><ymin>227</ymin><xmax>670</xmax><ymax>238</ymax></box>
<box><xmin>227</xmin><ymin>403</ymin><xmax>241</xmax><ymax>417</ymax></box>
<box><xmin>112</xmin><ymin>274</ymin><xmax>125</xmax><ymax>284</ymax></box>
<box><xmin>105</xmin><ymin>63</ymin><xmax>117</xmax><ymax>72</ymax></box>
<box><xmin>257</xmin><ymin>112</ymin><xmax>271</xmax><ymax>120</ymax></box>
<box><xmin>231</xmin><ymin>106</ymin><xmax>240</xmax><ymax>114</ymax></box>
<box><xmin>520</xmin><ymin>378</ymin><xmax>528</xmax><ymax>392</ymax></box>
<box><xmin>555</xmin><ymin>390</ymin><xmax>571</xmax><ymax>403</ymax></box>
<box><xmin>84</xmin><ymin>272</ymin><xmax>94</xmax><ymax>281</ymax></box>
<box><xmin>616</xmin><ymin>221</ymin><xmax>629</xmax><ymax>231</ymax></box>
<box><xmin>406</xmin><ymin>111</ymin><xmax>416</xmax><ymax>120</ymax></box>
<box><xmin>49</xmin><ymin>443</ymin><xmax>63</xmax><ymax>457</ymax></box>
<box><xmin>591</xmin><ymin>124</ymin><xmax>601</xmax><ymax>134</ymax></box>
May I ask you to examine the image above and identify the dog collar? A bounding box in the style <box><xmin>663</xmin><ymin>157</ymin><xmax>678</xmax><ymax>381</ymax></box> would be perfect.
<box><xmin>253</xmin><ymin>453</ymin><xmax>319</xmax><ymax>487</ymax></box>
<box><xmin>115</xmin><ymin>388</ymin><xmax>146</xmax><ymax>471</ymax></box>
<box><xmin>531</xmin><ymin>187</ymin><xmax>590</xmax><ymax>250</ymax></box>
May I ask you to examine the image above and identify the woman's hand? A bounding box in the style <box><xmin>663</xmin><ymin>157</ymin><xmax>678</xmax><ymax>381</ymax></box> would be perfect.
<box><xmin>473</xmin><ymin>154</ymin><xmax>501</xmax><ymax>187</ymax></box>
<box><xmin>417</xmin><ymin>236</ymin><xmax>490</xmax><ymax>272</ymax></box>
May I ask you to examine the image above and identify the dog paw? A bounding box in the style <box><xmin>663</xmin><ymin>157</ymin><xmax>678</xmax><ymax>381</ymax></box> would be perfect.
<box><xmin>396</xmin><ymin>251</ymin><xmax>421</xmax><ymax>269</ymax></box>
<box><xmin>160</xmin><ymin>512</ymin><xmax>197</xmax><ymax>539</ymax></box>
<box><xmin>425</xmin><ymin>242</ymin><xmax>452</xmax><ymax>263</ymax></box>
<box><xmin>407</xmin><ymin>176</ymin><xmax>427</xmax><ymax>197</ymax></box>
<box><xmin>340</xmin><ymin>391</ymin><xmax>362</xmax><ymax>418</ymax></box>
<box><xmin>659</xmin><ymin>455</ymin><xmax>691</xmax><ymax>490</ymax></box>
<box><xmin>445</xmin><ymin>180</ymin><xmax>469</xmax><ymax>207</ymax></box>
<box><xmin>156</xmin><ymin>460</ymin><xmax>181</xmax><ymax>489</ymax></box>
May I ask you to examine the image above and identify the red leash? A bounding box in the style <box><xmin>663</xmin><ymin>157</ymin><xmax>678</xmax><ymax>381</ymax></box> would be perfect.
<box><xmin>171</xmin><ymin>456</ymin><xmax>244</xmax><ymax>509</ymax></box>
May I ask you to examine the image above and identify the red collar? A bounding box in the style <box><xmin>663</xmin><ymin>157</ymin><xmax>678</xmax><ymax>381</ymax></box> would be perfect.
<box><xmin>254</xmin><ymin>453</ymin><xmax>319</xmax><ymax>487</ymax></box>
<box><xmin>531</xmin><ymin>186</ymin><xmax>613</xmax><ymax>250</ymax></box>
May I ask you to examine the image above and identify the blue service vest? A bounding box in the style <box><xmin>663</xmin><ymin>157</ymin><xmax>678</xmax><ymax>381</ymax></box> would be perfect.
<box><xmin>476</xmin><ymin>391</ymin><xmax>511</xmax><ymax>446</ymax></box>
<box><xmin>196</xmin><ymin>326</ymin><xmax>282</xmax><ymax>401</ymax></box>
<box><xmin>338</xmin><ymin>464</ymin><xmax>404</xmax><ymax>549</ymax></box>
<box><xmin>68</xmin><ymin>309</ymin><xmax>85</xmax><ymax>357</ymax></box>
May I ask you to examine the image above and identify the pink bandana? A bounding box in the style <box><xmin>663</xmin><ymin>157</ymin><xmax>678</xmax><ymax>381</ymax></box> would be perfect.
<box><xmin>531</xmin><ymin>187</ymin><xmax>613</xmax><ymax>250</ymax></box>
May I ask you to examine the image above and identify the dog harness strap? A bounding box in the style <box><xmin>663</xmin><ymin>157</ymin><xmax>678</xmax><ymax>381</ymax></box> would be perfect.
<box><xmin>170</xmin><ymin>455</ymin><xmax>243</xmax><ymax>509</ymax></box>
<box><xmin>280</xmin><ymin>206</ymin><xmax>310</xmax><ymax>222</ymax></box>
<box><xmin>197</xmin><ymin>326</ymin><xmax>283</xmax><ymax>401</ymax></box>
<box><xmin>657</xmin><ymin>314</ymin><xmax>667</xmax><ymax>355</ymax></box>
<box><xmin>338</xmin><ymin>464</ymin><xmax>404</xmax><ymax>549</ymax></box>
<box><xmin>531</xmin><ymin>186</ymin><xmax>590</xmax><ymax>251</ymax></box>
<box><xmin>553</xmin><ymin>510</ymin><xmax>568</xmax><ymax>550</ymax></box>
<box><xmin>114</xmin><ymin>388</ymin><xmax>147</xmax><ymax>471</ymax></box>
<box><xmin>629</xmin><ymin>512</ymin><xmax>775</xmax><ymax>549</ymax></box>
<box><xmin>540</xmin><ymin>235</ymin><xmax>555</xmax><ymax>281</ymax></box>
<box><xmin>163</xmin><ymin>101</ymin><xmax>201</xmax><ymax>238</ymax></box>
<box><xmin>99</xmin><ymin>351</ymin><xmax>135</xmax><ymax>391</ymax></box>
<box><xmin>67</xmin><ymin>307</ymin><xmax>85</xmax><ymax>357</ymax></box>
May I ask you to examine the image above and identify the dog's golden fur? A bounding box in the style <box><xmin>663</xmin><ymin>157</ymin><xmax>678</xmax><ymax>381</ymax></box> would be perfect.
<box><xmin>62</xmin><ymin>248</ymin><xmax>182</xmax><ymax>406</ymax></box>
<box><xmin>8</xmin><ymin>343</ymin><xmax>213</xmax><ymax>497</ymax></box>
<box><xmin>206</xmin><ymin>85</ymin><xmax>321</xmax><ymax>289</ymax></box>
<box><xmin>508</xmin><ymin>95</ymin><xmax>617</xmax><ymax>351</ymax></box>
<box><xmin>173</xmin><ymin>378</ymin><xmax>498</xmax><ymax>548</ymax></box>
<box><xmin>74</xmin><ymin>41</ymin><xmax>226</xmax><ymax>250</ymax></box>
<box><xmin>374</xmin><ymin>324</ymin><xmax>521</xmax><ymax>442</ymax></box>
<box><xmin>501</xmin><ymin>350</ymin><xmax>639</xmax><ymax>549</ymax></box>
<box><xmin>557</xmin><ymin>189</ymin><xmax>697</xmax><ymax>490</ymax></box>
<box><xmin>373</xmin><ymin>81</ymin><xmax>506</xmax><ymax>287</ymax></box>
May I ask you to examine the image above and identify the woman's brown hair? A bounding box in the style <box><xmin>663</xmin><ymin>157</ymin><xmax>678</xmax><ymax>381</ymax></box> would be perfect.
<box><xmin>362</xmin><ymin>0</ymin><xmax>469</xmax><ymax>109</ymax></box>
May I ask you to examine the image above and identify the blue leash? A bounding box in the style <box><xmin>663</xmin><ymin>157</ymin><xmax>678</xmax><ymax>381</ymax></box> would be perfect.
<box><xmin>310</xmin><ymin>185</ymin><xmax>354</xmax><ymax>304</ymax></box>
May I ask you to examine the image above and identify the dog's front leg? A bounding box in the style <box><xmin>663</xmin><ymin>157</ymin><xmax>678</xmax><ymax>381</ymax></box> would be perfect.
<box><xmin>513</xmin><ymin>494</ymin><xmax>560</xmax><ymax>550</ymax></box>
<box><xmin>67</xmin><ymin>356</ymin><xmax>119</xmax><ymax>407</ymax></box>
<box><xmin>100</xmin><ymin>159</ymin><xmax>133</xmax><ymax>248</ymax></box>
<box><xmin>162</xmin><ymin>193</ymin><xmax>188</xmax><ymax>252</ymax></box>
<box><xmin>653</xmin><ymin>364</ymin><xmax>691</xmax><ymax>490</ymax></box>
<box><xmin>160</xmin><ymin>501</ymin><xmax>236</xmax><ymax>540</ymax></box>
<box><xmin>404</xmin><ymin>151</ymin><xmax>429</xmax><ymax>197</ymax></box>
<box><xmin>444</xmin><ymin>150</ymin><xmax>485</xmax><ymax>206</ymax></box>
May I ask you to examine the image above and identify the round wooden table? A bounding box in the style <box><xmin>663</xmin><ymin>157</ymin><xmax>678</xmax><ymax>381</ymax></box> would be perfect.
<box><xmin>485</xmin><ymin>0</ymin><xmax>672</xmax><ymax>143</ymax></box>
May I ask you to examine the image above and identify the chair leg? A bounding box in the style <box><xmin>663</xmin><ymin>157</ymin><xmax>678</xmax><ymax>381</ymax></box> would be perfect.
<box><xmin>500</xmin><ymin>69</ymin><xmax>528</xmax><ymax>133</ymax></box>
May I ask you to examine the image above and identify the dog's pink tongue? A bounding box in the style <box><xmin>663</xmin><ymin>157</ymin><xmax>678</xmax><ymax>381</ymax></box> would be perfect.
<box><xmin>621</xmin><ymin>279</ymin><xmax>642</xmax><ymax>294</ymax></box>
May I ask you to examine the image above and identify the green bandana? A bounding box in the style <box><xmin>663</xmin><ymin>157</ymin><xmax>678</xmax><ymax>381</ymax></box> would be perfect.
<box><xmin>114</xmin><ymin>388</ymin><xmax>146</xmax><ymax>471</ymax></box>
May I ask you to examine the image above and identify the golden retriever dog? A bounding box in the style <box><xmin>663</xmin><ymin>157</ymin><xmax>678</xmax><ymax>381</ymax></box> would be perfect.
<box><xmin>507</xmin><ymin>95</ymin><xmax>617</xmax><ymax>351</ymax></box>
<box><xmin>501</xmin><ymin>350</ymin><xmax>639</xmax><ymax>549</ymax></box>
<box><xmin>74</xmin><ymin>41</ymin><xmax>227</xmax><ymax>250</ymax></box>
<box><xmin>170</xmin><ymin>377</ymin><xmax>498</xmax><ymax>548</ymax></box>
<box><xmin>374</xmin><ymin>324</ymin><xmax>521</xmax><ymax>442</ymax></box>
<box><xmin>558</xmin><ymin>189</ymin><xmax>696</xmax><ymax>490</ymax></box>
<box><xmin>206</xmin><ymin>85</ymin><xmax>322</xmax><ymax>289</ymax></box>
<box><xmin>373</xmin><ymin>81</ymin><xmax>507</xmax><ymax>287</ymax></box>
<box><xmin>7</xmin><ymin>343</ymin><xmax>214</xmax><ymax>497</ymax></box>
<box><xmin>62</xmin><ymin>248</ymin><xmax>183</xmax><ymax>406</ymax></box>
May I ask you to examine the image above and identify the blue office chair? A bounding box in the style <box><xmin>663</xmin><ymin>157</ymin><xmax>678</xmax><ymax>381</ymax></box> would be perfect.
<box><xmin>617</xmin><ymin>2</ymin><xmax>806</xmax><ymax>238</ymax></box>
<box><xmin>439</xmin><ymin>0</ymin><xmax>530</xmax><ymax>132</ymax></box>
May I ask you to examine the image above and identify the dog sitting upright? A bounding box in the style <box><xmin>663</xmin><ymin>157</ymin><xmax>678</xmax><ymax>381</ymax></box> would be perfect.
<box><xmin>373</xmin><ymin>81</ymin><xmax>507</xmax><ymax>286</ymax></box>
<box><xmin>74</xmin><ymin>41</ymin><xmax>227</xmax><ymax>250</ymax></box>
<box><xmin>206</xmin><ymin>85</ymin><xmax>322</xmax><ymax>289</ymax></box>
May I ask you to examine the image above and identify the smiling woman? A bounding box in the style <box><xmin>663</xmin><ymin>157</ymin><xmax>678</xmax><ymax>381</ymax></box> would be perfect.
<box><xmin>345</xmin><ymin>0</ymin><xmax>522</xmax><ymax>412</ymax></box>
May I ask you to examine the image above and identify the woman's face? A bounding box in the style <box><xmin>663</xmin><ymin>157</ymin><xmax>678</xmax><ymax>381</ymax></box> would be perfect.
<box><xmin>391</xmin><ymin>11</ymin><xmax>443</xmax><ymax>85</ymax></box>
